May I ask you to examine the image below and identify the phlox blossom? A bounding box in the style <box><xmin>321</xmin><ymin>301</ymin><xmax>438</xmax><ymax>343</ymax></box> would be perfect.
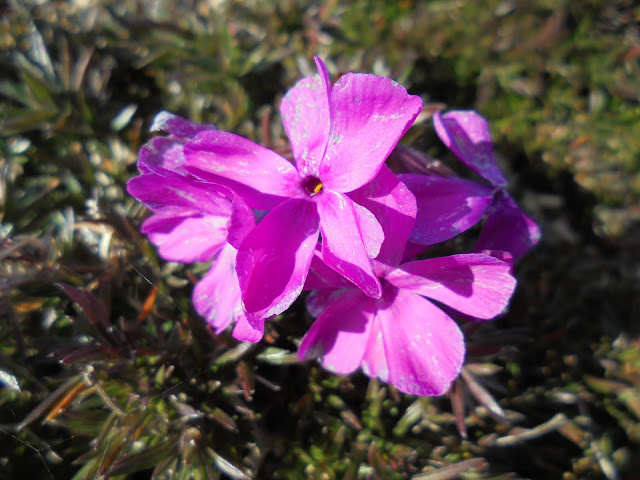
<box><xmin>183</xmin><ymin>57</ymin><xmax>423</xmax><ymax>323</ymax></box>
<box><xmin>299</xmin><ymin>165</ymin><xmax>517</xmax><ymax>395</ymax></box>
<box><xmin>401</xmin><ymin>110</ymin><xmax>540</xmax><ymax>260</ymax></box>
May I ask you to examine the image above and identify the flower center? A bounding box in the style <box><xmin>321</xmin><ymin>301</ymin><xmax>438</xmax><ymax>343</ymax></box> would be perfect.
<box><xmin>301</xmin><ymin>176</ymin><xmax>323</xmax><ymax>196</ymax></box>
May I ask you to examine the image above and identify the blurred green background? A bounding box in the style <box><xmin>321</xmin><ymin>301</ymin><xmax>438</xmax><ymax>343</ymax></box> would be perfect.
<box><xmin>1</xmin><ymin>1</ymin><xmax>639</xmax><ymax>479</ymax></box>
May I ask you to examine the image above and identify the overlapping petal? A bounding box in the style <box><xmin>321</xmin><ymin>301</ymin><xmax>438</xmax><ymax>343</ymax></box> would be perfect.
<box><xmin>127</xmin><ymin>173</ymin><xmax>232</xmax><ymax>216</ymax></box>
<box><xmin>399</xmin><ymin>174</ymin><xmax>493</xmax><ymax>246</ymax></box>
<box><xmin>319</xmin><ymin>73</ymin><xmax>422</xmax><ymax>192</ymax></box>
<box><xmin>316</xmin><ymin>191</ymin><xmax>382</xmax><ymax>298</ymax></box>
<box><xmin>298</xmin><ymin>289</ymin><xmax>375</xmax><ymax>374</ymax></box>
<box><xmin>232</xmin><ymin>315</ymin><xmax>265</xmax><ymax>343</ymax></box>
<box><xmin>433</xmin><ymin>110</ymin><xmax>508</xmax><ymax>188</ymax></box>
<box><xmin>138</xmin><ymin>137</ymin><xmax>190</xmax><ymax>176</ymax></box>
<box><xmin>476</xmin><ymin>192</ymin><xmax>541</xmax><ymax>261</ymax></box>
<box><xmin>192</xmin><ymin>243</ymin><xmax>244</xmax><ymax>333</ymax></box>
<box><xmin>386</xmin><ymin>254</ymin><xmax>516</xmax><ymax>319</ymax></box>
<box><xmin>142</xmin><ymin>211</ymin><xmax>228</xmax><ymax>263</ymax></box>
<box><xmin>185</xmin><ymin>130</ymin><xmax>304</xmax><ymax>209</ymax></box>
<box><xmin>349</xmin><ymin>165</ymin><xmax>417</xmax><ymax>276</ymax></box>
<box><xmin>237</xmin><ymin>198</ymin><xmax>320</xmax><ymax>318</ymax></box>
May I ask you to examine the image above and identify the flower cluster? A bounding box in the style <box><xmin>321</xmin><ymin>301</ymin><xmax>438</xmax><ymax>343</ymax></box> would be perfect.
<box><xmin>127</xmin><ymin>57</ymin><xmax>540</xmax><ymax>397</ymax></box>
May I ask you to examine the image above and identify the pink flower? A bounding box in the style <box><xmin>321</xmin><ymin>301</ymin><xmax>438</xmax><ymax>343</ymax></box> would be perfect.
<box><xmin>127</xmin><ymin>112</ymin><xmax>263</xmax><ymax>340</ymax></box>
<box><xmin>433</xmin><ymin>110</ymin><xmax>541</xmax><ymax>260</ymax></box>
<box><xmin>299</xmin><ymin>167</ymin><xmax>517</xmax><ymax>395</ymax></box>
<box><xmin>184</xmin><ymin>57</ymin><xmax>423</xmax><ymax>320</ymax></box>
<box><xmin>397</xmin><ymin>111</ymin><xmax>540</xmax><ymax>261</ymax></box>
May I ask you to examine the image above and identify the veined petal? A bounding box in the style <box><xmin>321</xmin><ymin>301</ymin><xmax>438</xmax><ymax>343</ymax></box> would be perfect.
<box><xmin>386</xmin><ymin>254</ymin><xmax>517</xmax><ymax>319</ymax></box>
<box><xmin>298</xmin><ymin>289</ymin><xmax>376</xmax><ymax>375</ymax></box>
<box><xmin>192</xmin><ymin>243</ymin><xmax>243</xmax><ymax>333</ymax></box>
<box><xmin>316</xmin><ymin>191</ymin><xmax>382</xmax><ymax>298</ymax></box>
<box><xmin>142</xmin><ymin>212</ymin><xmax>228</xmax><ymax>263</ymax></box>
<box><xmin>127</xmin><ymin>173</ymin><xmax>232</xmax><ymax>217</ymax></box>
<box><xmin>185</xmin><ymin>130</ymin><xmax>303</xmax><ymax>209</ymax></box>
<box><xmin>237</xmin><ymin>198</ymin><xmax>320</xmax><ymax>318</ymax></box>
<box><xmin>373</xmin><ymin>287</ymin><xmax>465</xmax><ymax>396</ymax></box>
<box><xmin>475</xmin><ymin>192</ymin><xmax>541</xmax><ymax>261</ymax></box>
<box><xmin>280</xmin><ymin>62</ymin><xmax>330</xmax><ymax>178</ymax></box>
<box><xmin>433</xmin><ymin>110</ymin><xmax>508</xmax><ymax>188</ymax></box>
<box><xmin>399</xmin><ymin>174</ymin><xmax>493</xmax><ymax>246</ymax></box>
<box><xmin>350</xmin><ymin>165</ymin><xmax>417</xmax><ymax>276</ymax></box>
<box><xmin>319</xmin><ymin>73</ymin><xmax>422</xmax><ymax>192</ymax></box>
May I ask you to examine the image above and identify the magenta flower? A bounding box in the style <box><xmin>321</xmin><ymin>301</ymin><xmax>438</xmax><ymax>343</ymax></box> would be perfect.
<box><xmin>398</xmin><ymin>110</ymin><xmax>540</xmax><ymax>261</ymax></box>
<box><xmin>127</xmin><ymin>112</ymin><xmax>262</xmax><ymax>339</ymax></box>
<box><xmin>183</xmin><ymin>58</ymin><xmax>423</xmax><ymax>320</ymax></box>
<box><xmin>299</xmin><ymin>166</ymin><xmax>517</xmax><ymax>396</ymax></box>
<box><xmin>433</xmin><ymin>110</ymin><xmax>541</xmax><ymax>260</ymax></box>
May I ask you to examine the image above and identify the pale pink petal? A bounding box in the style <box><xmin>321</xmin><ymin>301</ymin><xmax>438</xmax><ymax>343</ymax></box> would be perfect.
<box><xmin>127</xmin><ymin>174</ymin><xmax>231</xmax><ymax>217</ymax></box>
<box><xmin>185</xmin><ymin>130</ymin><xmax>304</xmax><ymax>209</ymax></box>
<box><xmin>475</xmin><ymin>192</ymin><xmax>541</xmax><ymax>261</ymax></box>
<box><xmin>374</xmin><ymin>287</ymin><xmax>465</xmax><ymax>396</ymax></box>
<box><xmin>192</xmin><ymin>244</ymin><xmax>243</xmax><ymax>333</ymax></box>
<box><xmin>232</xmin><ymin>315</ymin><xmax>265</xmax><ymax>343</ymax></box>
<box><xmin>237</xmin><ymin>198</ymin><xmax>320</xmax><ymax>318</ymax></box>
<box><xmin>280</xmin><ymin>65</ymin><xmax>330</xmax><ymax>178</ymax></box>
<box><xmin>319</xmin><ymin>74</ymin><xmax>423</xmax><ymax>192</ymax></box>
<box><xmin>298</xmin><ymin>289</ymin><xmax>376</xmax><ymax>374</ymax></box>
<box><xmin>143</xmin><ymin>212</ymin><xmax>228</xmax><ymax>263</ymax></box>
<box><xmin>150</xmin><ymin>111</ymin><xmax>214</xmax><ymax>138</ymax></box>
<box><xmin>433</xmin><ymin>110</ymin><xmax>508</xmax><ymax>187</ymax></box>
<box><xmin>399</xmin><ymin>174</ymin><xmax>493</xmax><ymax>246</ymax></box>
<box><xmin>316</xmin><ymin>191</ymin><xmax>382</xmax><ymax>298</ymax></box>
<box><xmin>386</xmin><ymin>254</ymin><xmax>517</xmax><ymax>319</ymax></box>
<box><xmin>349</xmin><ymin>165</ymin><xmax>417</xmax><ymax>276</ymax></box>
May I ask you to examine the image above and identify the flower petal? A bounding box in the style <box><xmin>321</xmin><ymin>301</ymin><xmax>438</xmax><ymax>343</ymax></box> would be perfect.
<box><xmin>433</xmin><ymin>110</ymin><xmax>508</xmax><ymax>187</ymax></box>
<box><xmin>185</xmin><ymin>130</ymin><xmax>303</xmax><ymax>209</ymax></box>
<box><xmin>192</xmin><ymin>244</ymin><xmax>243</xmax><ymax>333</ymax></box>
<box><xmin>305</xmin><ymin>287</ymin><xmax>351</xmax><ymax>317</ymax></box>
<box><xmin>237</xmin><ymin>198</ymin><xmax>320</xmax><ymax>318</ymax></box>
<box><xmin>319</xmin><ymin>73</ymin><xmax>422</xmax><ymax>192</ymax></box>
<box><xmin>142</xmin><ymin>212</ymin><xmax>228</xmax><ymax>263</ymax></box>
<box><xmin>316</xmin><ymin>191</ymin><xmax>382</xmax><ymax>298</ymax></box>
<box><xmin>399</xmin><ymin>174</ymin><xmax>493</xmax><ymax>246</ymax></box>
<box><xmin>232</xmin><ymin>315</ymin><xmax>265</xmax><ymax>343</ymax></box>
<box><xmin>372</xmin><ymin>287</ymin><xmax>465</xmax><ymax>396</ymax></box>
<box><xmin>304</xmin><ymin>250</ymin><xmax>353</xmax><ymax>291</ymax></box>
<box><xmin>475</xmin><ymin>192</ymin><xmax>541</xmax><ymax>261</ymax></box>
<box><xmin>386</xmin><ymin>254</ymin><xmax>517</xmax><ymax>319</ymax></box>
<box><xmin>138</xmin><ymin>137</ymin><xmax>190</xmax><ymax>176</ymax></box>
<box><xmin>350</xmin><ymin>165</ymin><xmax>417</xmax><ymax>276</ymax></box>
<box><xmin>127</xmin><ymin>173</ymin><xmax>231</xmax><ymax>216</ymax></box>
<box><xmin>150</xmin><ymin>111</ymin><xmax>214</xmax><ymax>138</ymax></box>
<box><xmin>280</xmin><ymin>60</ymin><xmax>330</xmax><ymax>178</ymax></box>
<box><xmin>298</xmin><ymin>289</ymin><xmax>375</xmax><ymax>374</ymax></box>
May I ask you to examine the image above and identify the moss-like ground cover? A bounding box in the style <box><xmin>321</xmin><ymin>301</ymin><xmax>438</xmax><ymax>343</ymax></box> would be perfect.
<box><xmin>1</xmin><ymin>1</ymin><xmax>639</xmax><ymax>479</ymax></box>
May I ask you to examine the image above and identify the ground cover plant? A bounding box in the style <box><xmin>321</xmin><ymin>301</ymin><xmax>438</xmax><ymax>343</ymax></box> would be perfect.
<box><xmin>1</xmin><ymin>1</ymin><xmax>639</xmax><ymax>479</ymax></box>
